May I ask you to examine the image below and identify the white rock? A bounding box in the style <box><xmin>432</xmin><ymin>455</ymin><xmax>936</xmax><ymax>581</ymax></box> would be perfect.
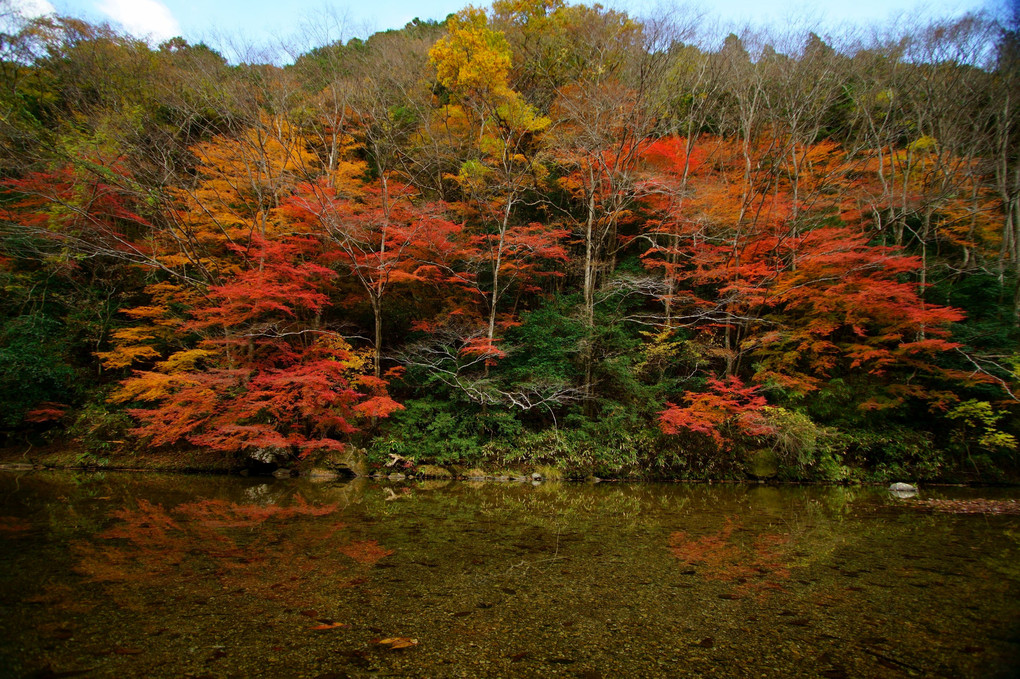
<box><xmin>889</xmin><ymin>482</ymin><xmax>918</xmax><ymax>499</ymax></box>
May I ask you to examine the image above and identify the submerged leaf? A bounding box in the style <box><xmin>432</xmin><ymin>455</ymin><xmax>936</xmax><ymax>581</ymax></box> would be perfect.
<box><xmin>376</xmin><ymin>637</ymin><xmax>419</xmax><ymax>649</ymax></box>
<box><xmin>310</xmin><ymin>622</ymin><xmax>348</xmax><ymax>631</ymax></box>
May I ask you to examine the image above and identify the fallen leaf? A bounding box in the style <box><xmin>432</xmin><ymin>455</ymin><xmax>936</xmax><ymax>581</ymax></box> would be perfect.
<box><xmin>912</xmin><ymin>499</ymin><xmax>1020</xmax><ymax>515</ymax></box>
<box><xmin>376</xmin><ymin>637</ymin><xmax>418</xmax><ymax>649</ymax></box>
<box><xmin>310</xmin><ymin>623</ymin><xmax>348</xmax><ymax>631</ymax></box>
<box><xmin>114</xmin><ymin>647</ymin><xmax>143</xmax><ymax>655</ymax></box>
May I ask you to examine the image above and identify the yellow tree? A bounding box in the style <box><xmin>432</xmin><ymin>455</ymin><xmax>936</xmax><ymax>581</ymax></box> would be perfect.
<box><xmin>100</xmin><ymin>118</ymin><xmax>319</xmax><ymax>372</ymax></box>
<box><xmin>428</xmin><ymin>7</ymin><xmax>561</xmax><ymax>353</ymax></box>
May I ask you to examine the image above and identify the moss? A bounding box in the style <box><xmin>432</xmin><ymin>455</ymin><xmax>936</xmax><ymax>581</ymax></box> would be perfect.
<box><xmin>415</xmin><ymin>464</ymin><xmax>453</xmax><ymax>479</ymax></box>
<box><xmin>747</xmin><ymin>449</ymin><xmax>779</xmax><ymax>479</ymax></box>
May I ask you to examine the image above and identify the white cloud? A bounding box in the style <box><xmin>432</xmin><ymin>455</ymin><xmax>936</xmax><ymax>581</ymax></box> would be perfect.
<box><xmin>1</xmin><ymin>0</ymin><xmax>54</xmax><ymax>34</ymax></box>
<box><xmin>96</xmin><ymin>0</ymin><xmax>181</xmax><ymax>42</ymax></box>
<box><xmin>11</xmin><ymin>0</ymin><xmax>56</xmax><ymax>19</ymax></box>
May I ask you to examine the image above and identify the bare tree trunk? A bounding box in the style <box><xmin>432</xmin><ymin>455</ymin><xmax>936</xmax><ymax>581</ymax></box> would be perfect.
<box><xmin>581</xmin><ymin>192</ymin><xmax>597</xmax><ymax>403</ymax></box>
<box><xmin>582</xmin><ymin>191</ymin><xmax>597</xmax><ymax>329</ymax></box>
<box><xmin>372</xmin><ymin>297</ymin><xmax>383</xmax><ymax>380</ymax></box>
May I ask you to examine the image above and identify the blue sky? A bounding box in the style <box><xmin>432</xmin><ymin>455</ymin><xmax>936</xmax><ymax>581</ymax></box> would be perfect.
<box><xmin>10</xmin><ymin>0</ymin><xmax>998</xmax><ymax>55</ymax></box>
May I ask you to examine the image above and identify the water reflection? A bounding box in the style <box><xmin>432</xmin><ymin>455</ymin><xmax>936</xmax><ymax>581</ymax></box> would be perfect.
<box><xmin>669</xmin><ymin>519</ymin><xmax>794</xmax><ymax>598</ymax></box>
<box><xmin>0</xmin><ymin>472</ymin><xmax>1017</xmax><ymax>678</ymax></box>
<box><xmin>70</xmin><ymin>495</ymin><xmax>389</xmax><ymax>614</ymax></box>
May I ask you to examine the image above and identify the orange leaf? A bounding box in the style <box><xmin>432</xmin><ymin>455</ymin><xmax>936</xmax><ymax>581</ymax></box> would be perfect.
<box><xmin>354</xmin><ymin>396</ymin><xmax>405</xmax><ymax>418</ymax></box>
<box><xmin>376</xmin><ymin>637</ymin><xmax>419</xmax><ymax>649</ymax></box>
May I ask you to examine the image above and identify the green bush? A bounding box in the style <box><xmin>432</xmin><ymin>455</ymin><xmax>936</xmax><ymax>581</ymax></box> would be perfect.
<box><xmin>0</xmin><ymin>315</ymin><xmax>78</xmax><ymax>435</ymax></box>
<box><xmin>66</xmin><ymin>394</ymin><xmax>133</xmax><ymax>464</ymax></box>
<box><xmin>825</xmin><ymin>426</ymin><xmax>943</xmax><ymax>481</ymax></box>
<box><xmin>369</xmin><ymin>397</ymin><xmax>523</xmax><ymax>466</ymax></box>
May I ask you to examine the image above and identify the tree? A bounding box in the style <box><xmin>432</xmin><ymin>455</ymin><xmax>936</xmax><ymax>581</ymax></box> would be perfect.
<box><xmin>659</xmin><ymin>375</ymin><xmax>772</xmax><ymax>449</ymax></box>
<box><xmin>429</xmin><ymin>7</ymin><xmax>565</xmax><ymax>354</ymax></box>
<box><xmin>112</xmin><ymin>236</ymin><xmax>401</xmax><ymax>456</ymax></box>
<box><xmin>281</xmin><ymin>177</ymin><xmax>461</xmax><ymax>378</ymax></box>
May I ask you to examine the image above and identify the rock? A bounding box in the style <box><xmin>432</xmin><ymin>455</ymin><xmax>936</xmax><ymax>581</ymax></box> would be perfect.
<box><xmin>513</xmin><ymin>475</ymin><xmax>531</xmax><ymax>483</ymax></box>
<box><xmin>531</xmin><ymin>472</ymin><xmax>543</xmax><ymax>481</ymax></box>
<box><xmin>272</xmin><ymin>468</ymin><xmax>294</xmax><ymax>478</ymax></box>
<box><xmin>304</xmin><ymin>468</ymin><xmax>339</xmax><ymax>481</ymax></box>
<box><xmin>463</xmin><ymin>468</ymin><xmax>487</xmax><ymax>479</ymax></box>
<box><xmin>889</xmin><ymin>482</ymin><xmax>917</xmax><ymax>499</ymax></box>
<box><xmin>416</xmin><ymin>465</ymin><xmax>452</xmax><ymax>479</ymax></box>
<box><xmin>387</xmin><ymin>473</ymin><xmax>407</xmax><ymax>481</ymax></box>
<box><xmin>344</xmin><ymin>449</ymin><xmax>369</xmax><ymax>477</ymax></box>
<box><xmin>304</xmin><ymin>447</ymin><xmax>366</xmax><ymax>477</ymax></box>
<box><xmin>250</xmin><ymin>446</ymin><xmax>289</xmax><ymax>465</ymax></box>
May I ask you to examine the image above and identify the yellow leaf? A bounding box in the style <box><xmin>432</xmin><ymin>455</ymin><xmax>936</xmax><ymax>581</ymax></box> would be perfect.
<box><xmin>376</xmin><ymin>637</ymin><xmax>419</xmax><ymax>649</ymax></box>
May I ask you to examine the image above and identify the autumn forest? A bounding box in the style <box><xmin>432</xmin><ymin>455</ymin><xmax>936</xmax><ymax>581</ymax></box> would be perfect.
<box><xmin>1</xmin><ymin>0</ymin><xmax>1018</xmax><ymax>481</ymax></box>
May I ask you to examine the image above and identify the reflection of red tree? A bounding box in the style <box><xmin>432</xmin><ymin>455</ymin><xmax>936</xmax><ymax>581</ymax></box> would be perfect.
<box><xmin>338</xmin><ymin>540</ymin><xmax>393</xmax><ymax>565</ymax></box>
<box><xmin>73</xmin><ymin>497</ymin><xmax>390</xmax><ymax>610</ymax></box>
<box><xmin>0</xmin><ymin>516</ymin><xmax>32</xmax><ymax>535</ymax></box>
<box><xmin>669</xmin><ymin>518</ymin><xmax>792</xmax><ymax>597</ymax></box>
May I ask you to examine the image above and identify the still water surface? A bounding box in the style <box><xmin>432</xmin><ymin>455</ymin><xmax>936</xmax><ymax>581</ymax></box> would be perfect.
<box><xmin>0</xmin><ymin>471</ymin><xmax>1018</xmax><ymax>678</ymax></box>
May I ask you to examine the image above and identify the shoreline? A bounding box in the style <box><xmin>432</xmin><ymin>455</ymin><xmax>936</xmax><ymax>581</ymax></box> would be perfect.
<box><xmin>1</xmin><ymin>456</ymin><xmax>1013</xmax><ymax>487</ymax></box>
<box><xmin>4</xmin><ymin>437</ymin><xmax>1017</xmax><ymax>485</ymax></box>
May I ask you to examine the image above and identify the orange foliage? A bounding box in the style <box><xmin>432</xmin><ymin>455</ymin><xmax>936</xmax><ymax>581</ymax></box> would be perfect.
<box><xmin>643</xmin><ymin>135</ymin><xmax>972</xmax><ymax>412</ymax></box>
<box><xmin>659</xmin><ymin>376</ymin><xmax>773</xmax><ymax>449</ymax></box>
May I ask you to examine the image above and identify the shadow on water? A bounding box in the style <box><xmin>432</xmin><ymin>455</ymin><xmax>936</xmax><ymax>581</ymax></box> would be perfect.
<box><xmin>0</xmin><ymin>472</ymin><xmax>1018</xmax><ymax>677</ymax></box>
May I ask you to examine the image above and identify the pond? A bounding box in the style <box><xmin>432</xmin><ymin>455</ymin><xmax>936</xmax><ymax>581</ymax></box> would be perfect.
<box><xmin>0</xmin><ymin>471</ymin><xmax>1018</xmax><ymax>678</ymax></box>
